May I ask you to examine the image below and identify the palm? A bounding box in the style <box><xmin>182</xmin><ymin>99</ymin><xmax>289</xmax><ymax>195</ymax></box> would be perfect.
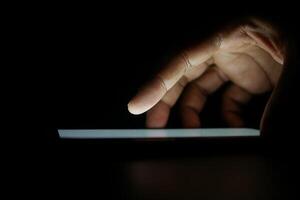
<box><xmin>128</xmin><ymin>19</ymin><xmax>284</xmax><ymax>128</ymax></box>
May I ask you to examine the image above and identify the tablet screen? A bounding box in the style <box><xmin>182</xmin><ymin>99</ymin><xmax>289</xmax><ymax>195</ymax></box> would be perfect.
<box><xmin>58</xmin><ymin>128</ymin><xmax>260</xmax><ymax>139</ymax></box>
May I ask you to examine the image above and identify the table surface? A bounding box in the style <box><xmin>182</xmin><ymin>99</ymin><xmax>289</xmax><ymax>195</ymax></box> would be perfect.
<box><xmin>45</xmin><ymin>136</ymin><xmax>297</xmax><ymax>200</ymax></box>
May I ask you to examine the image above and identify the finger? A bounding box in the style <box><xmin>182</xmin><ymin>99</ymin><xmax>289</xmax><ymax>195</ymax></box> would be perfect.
<box><xmin>180</xmin><ymin>67</ymin><xmax>228</xmax><ymax>128</ymax></box>
<box><xmin>242</xmin><ymin>21</ymin><xmax>284</xmax><ymax>64</ymax></box>
<box><xmin>128</xmin><ymin>36</ymin><xmax>220</xmax><ymax>115</ymax></box>
<box><xmin>146</xmin><ymin>63</ymin><xmax>210</xmax><ymax>128</ymax></box>
<box><xmin>222</xmin><ymin>84</ymin><xmax>252</xmax><ymax>127</ymax></box>
<box><xmin>215</xmin><ymin>51</ymin><xmax>273</xmax><ymax>94</ymax></box>
<box><xmin>146</xmin><ymin>101</ymin><xmax>170</xmax><ymax>128</ymax></box>
<box><xmin>146</xmin><ymin>77</ymin><xmax>188</xmax><ymax>128</ymax></box>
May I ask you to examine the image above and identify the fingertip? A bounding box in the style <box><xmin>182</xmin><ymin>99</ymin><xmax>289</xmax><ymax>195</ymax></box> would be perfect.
<box><xmin>223</xmin><ymin>112</ymin><xmax>245</xmax><ymax>127</ymax></box>
<box><xmin>146</xmin><ymin>101</ymin><xmax>170</xmax><ymax>128</ymax></box>
<box><xmin>127</xmin><ymin>101</ymin><xmax>144</xmax><ymax>115</ymax></box>
<box><xmin>128</xmin><ymin>78</ymin><xmax>167</xmax><ymax>115</ymax></box>
<box><xmin>181</xmin><ymin>107</ymin><xmax>201</xmax><ymax>128</ymax></box>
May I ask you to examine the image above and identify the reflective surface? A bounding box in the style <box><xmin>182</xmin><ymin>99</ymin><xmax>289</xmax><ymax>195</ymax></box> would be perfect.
<box><xmin>53</xmin><ymin>145</ymin><xmax>295</xmax><ymax>200</ymax></box>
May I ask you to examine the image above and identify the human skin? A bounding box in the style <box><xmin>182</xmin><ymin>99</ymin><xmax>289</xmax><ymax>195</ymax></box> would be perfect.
<box><xmin>128</xmin><ymin>18</ymin><xmax>285</xmax><ymax>128</ymax></box>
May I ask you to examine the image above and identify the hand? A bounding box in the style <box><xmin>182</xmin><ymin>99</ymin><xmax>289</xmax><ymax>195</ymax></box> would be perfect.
<box><xmin>128</xmin><ymin>18</ymin><xmax>284</xmax><ymax>128</ymax></box>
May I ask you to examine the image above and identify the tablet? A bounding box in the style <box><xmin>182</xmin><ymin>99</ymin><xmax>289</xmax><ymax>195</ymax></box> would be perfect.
<box><xmin>58</xmin><ymin>128</ymin><xmax>260</xmax><ymax>139</ymax></box>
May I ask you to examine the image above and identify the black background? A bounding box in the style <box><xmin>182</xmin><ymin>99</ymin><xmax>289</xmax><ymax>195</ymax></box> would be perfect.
<box><xmin>31</xmin><ymin>4</ymin><xmax>281</xmax><ymax>132</ymax></box>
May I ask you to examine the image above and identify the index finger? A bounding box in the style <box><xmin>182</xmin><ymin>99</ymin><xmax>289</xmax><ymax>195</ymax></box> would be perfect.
<box><xmin>128</xmin><ymin>36</ymin><xmax>220</xmax><ymax>115</ymax></box>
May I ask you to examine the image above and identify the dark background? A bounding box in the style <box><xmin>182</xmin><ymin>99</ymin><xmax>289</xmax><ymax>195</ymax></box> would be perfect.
<box><xmin>8</xmin><ymin>2</ymin><xmax>300</xmax><ymax>199</ymax></box>
<box><xmin>31</xmin><ymin>5</ymin><xmax>283</xmax><ymax>133</ymax></box>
